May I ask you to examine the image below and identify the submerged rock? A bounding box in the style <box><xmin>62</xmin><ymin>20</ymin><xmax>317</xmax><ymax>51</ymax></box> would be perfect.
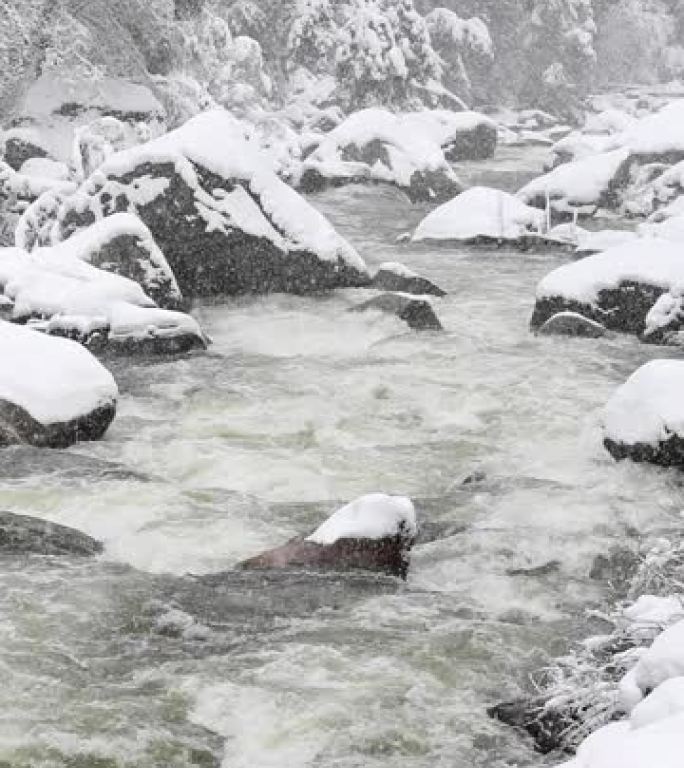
<box><xmin>352</xmin><ymin>293</ymin><xmax>443</xmax><ymax>331</ymax></box>
<box><xmin>0</xmin><ymin>320</ymin><xmax>117</xmax><ymax>448</ymax></box>
<box><xmin>238</xmin><ymin>494</ymin><xmax>417</xmax><ymax>579</ymax></box>
<box><xmin>370</xmin><ymin>262</ymin><xmax>446</xmax><ymax>297</ymax></box>
<box><xmin>0</xmin><ymin>511</ymin><xmax>103</xmax><ymax>556</ymax></box>
<box><xmin>537</xmin><ymin>312</ymin><xmax>607</xmax><ymax>338</ymax></box>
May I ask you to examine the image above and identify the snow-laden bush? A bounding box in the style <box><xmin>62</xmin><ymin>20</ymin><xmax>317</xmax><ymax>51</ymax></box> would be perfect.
<box><xmin>336</xmin><ymin>0</ymin><xmax>442</xmax><ymax>110</ymax></box>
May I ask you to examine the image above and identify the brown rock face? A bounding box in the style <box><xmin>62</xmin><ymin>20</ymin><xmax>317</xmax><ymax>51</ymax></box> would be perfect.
<box><xmin>238</xmin><ymin>533</ymin><xmax>415</xmax><ymax>580</ymax></box>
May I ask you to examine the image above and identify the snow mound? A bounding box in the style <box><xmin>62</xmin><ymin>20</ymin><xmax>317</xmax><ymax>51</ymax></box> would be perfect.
<box><xmin>624</xmin><ymin>101</ymin><xmax>684</xmax><ymax>158</ymax></box>
<box><xmin>306</xmin><ymin>493</ymin><xmax>417</xmax><ymax>545</ymax></box>
<box><xmin>0</xmin><ymin>319</ymin><xmax>116</xmax><ymax>426</ymax></box>
<box><xmin>412</xmin><ymin>186</ymin><xmax>545</xmax><ymax>243</ymax></box>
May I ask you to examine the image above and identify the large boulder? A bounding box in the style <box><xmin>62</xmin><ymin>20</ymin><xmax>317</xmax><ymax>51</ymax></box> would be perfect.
<box><xmin>603</xmin><ymin>360</ymin><xmax>684</xmax><ymax>468</ymax></box>
<box><xmin>412</xmin><ymin>186</ymin><xmax>545</xmax><ymax>245</ymax></box>
<box><xmin>530</xmin><ymin>239</ymin><xmax>684</xmax><ymax>342</ymax></box>
<box><xmin>0</xmin><ymin>244</ymin><xmax>205</xmax><ymax>354</ymax></box>
<box><xmin>27</xmin><ymin>110</ymin><xmax>370</xmax><ymax>297</ymax></box>
<box><xmin>0</xmin><ymin>511</ymin><xmax>103</xmax><ymax>556</ymax></box>
<box><xmin>239</xmin><ymin>494</ymin><xmax>417</xmax><ymax>579</ymax></box>
<box><xmin>0</xmin><ymin>320</ymin><xmax>117</xmax><ymax>448</ymax></box>
<box><xmin>297</xmin><ymin>108</ymin><xmax>463</xmax><ymax>203</ymax></box>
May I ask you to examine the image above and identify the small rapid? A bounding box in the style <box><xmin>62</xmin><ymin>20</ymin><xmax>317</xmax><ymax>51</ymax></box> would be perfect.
<box><xmin>1</xmin><ymin>147</ymin><xmax>682</xmax><ymax>768</ymax></box>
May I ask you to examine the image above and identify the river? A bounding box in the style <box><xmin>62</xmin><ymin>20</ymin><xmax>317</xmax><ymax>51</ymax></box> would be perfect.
<box><xmin>1</xmin><ymin>146</ymin><xmax>682</xmax><ymax>768</ymax></box>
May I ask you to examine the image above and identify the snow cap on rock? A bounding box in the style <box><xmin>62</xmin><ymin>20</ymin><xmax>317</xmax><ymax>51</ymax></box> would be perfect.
<box><xmin>307</xmin><ymin>493</ymin><xmax>417</xmax><ymax>545</ymax></box>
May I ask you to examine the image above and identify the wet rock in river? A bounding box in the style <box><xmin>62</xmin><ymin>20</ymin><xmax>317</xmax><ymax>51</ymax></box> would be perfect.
<box><xmin>0</xmin><ymin>511</ymin><xmax>103</xmax><ymax>556</ymax></box>
<box><xmin>370</xmin><ymin>262</ymin><xmax>447</xmax><ymax>297</ymax></box>
<box><xmin>352</xmin><ymin>293</ymin><xmax>443</xmax><ymax>331</ymax></box>
<box><xmin>238</xmin><ymin>494</ymin><xmax>417</xmax><ymax>580</ymax></box>
<box><xmin>537</xmin><ymin>312</ymin><xmax>608</xmax><ymax>338</ymax></box>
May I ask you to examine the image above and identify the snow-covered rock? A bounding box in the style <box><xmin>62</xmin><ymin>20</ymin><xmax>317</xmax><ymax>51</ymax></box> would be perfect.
<box><xmin>351</xmin><ymin>292</ymin><xmax>443</xmax><ymax>331</ymax></box>
<box><xmin>0</xmin><ymin>320</ymin><xmax>117</xmax><ymax>448</ymax></box>
<box><xmin>518</xmin><ymin>148</ymin><xmax>631</xmax><ymax>218</ymax></box>
<box><xmin>623</xmin><ymin>100</ymin><xmax>684</xmax><ymax>162</ymax></box>
<box><xmin>412</xmin><ymin>186</ymin><xmax>545</xmax><ymax>244</ymax></box>
<box><xmin>531</xmin><ymin>239</ymin><xmax>684</xmax><ymax>339</ymax></box>
<box><xmin>239</xmin><ymin>494</ymin><xmax>417</xmax><ymax>579</ymax></box>
<box><xmin>603</xmin><ymin>360</ymin><xmax>684</xmax><ymax>467</ymax></box>
<box><xmin>297</xmin><ymin>108</ymin><xmax>463</xmax><ymax>203</ymax></box>
<box><xmin>0</xmin><ymin>244</ymin><xmax>204</xmax><ymax>355</ymax></box>
<box><xmin>399</xmin><ymin>110</ymin><xmax>497</xmax><ymax>161</ymax></box>
<box><xmin>18</xmin><ymin>212</ymin><xmax>183</xmax><ymax>310</ymax></box>
<box><xmin>31</xmin><ymin>110</ymin><xmax>369</xmax><ymax>297</ymax></box>
<box><xmin>5</xmin><ymin>75</ymin><xmax>166</xmax><ymax>174</ymax></box>
<box><xmin>370</xmin><ymin>262</ymin><xmax>446</xmax><ymax>297</ymax></box>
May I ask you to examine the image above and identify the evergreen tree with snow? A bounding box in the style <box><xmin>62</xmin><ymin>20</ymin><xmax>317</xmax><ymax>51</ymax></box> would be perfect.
<box><xmin>335</xmin><ymin>0</ymin><xmax>442</xmax><ymax>110</ymax></box>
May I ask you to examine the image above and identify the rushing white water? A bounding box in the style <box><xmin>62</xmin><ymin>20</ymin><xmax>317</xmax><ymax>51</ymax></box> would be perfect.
<box><xmin>1</xmin><ymin>149</ymin><xmax>683</xmax><ymax>768</ymax></box>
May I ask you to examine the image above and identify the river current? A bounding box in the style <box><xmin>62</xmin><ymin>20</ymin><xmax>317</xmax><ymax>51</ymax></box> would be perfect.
<box><xmin>1</xmin><ymin>147</ymin><xmax>683</xmax><ymax>768</ymax></box>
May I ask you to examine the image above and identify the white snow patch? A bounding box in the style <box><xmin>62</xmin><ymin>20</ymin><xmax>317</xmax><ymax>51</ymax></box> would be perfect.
<box><xmin>412</xmin><ymin>186</ymin><xmax>545</xmax><ymax>242</ymax></box>
<box><xmin>306</xmin><ymin>493</ymin><xmax>416</xmax><ymax>545</ymax></box>
<box><xmin>603</xmin><ymin>360</ymin><xmax>684</xmax><ymax>447</ymax></box>
<box><xmin>518</xmin><ymin>148</ymin><xmax>630</xmax><ymax>212</ymax></box>
<box><xmin>537</xmin><ymin>239</ymin><xmax>684</xmax><ymax>305</ymax></box>
<box><xmin>0</xmin><ymin>319</ymin><xmax>117</xmax><ymax>425</ymax></box>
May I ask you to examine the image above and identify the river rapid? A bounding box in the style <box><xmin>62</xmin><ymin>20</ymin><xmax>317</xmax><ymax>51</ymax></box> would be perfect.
<box><xmin>1</xmin><ymin>146</ymin><xmax>683</xmax><ymax>768</ymax></box>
